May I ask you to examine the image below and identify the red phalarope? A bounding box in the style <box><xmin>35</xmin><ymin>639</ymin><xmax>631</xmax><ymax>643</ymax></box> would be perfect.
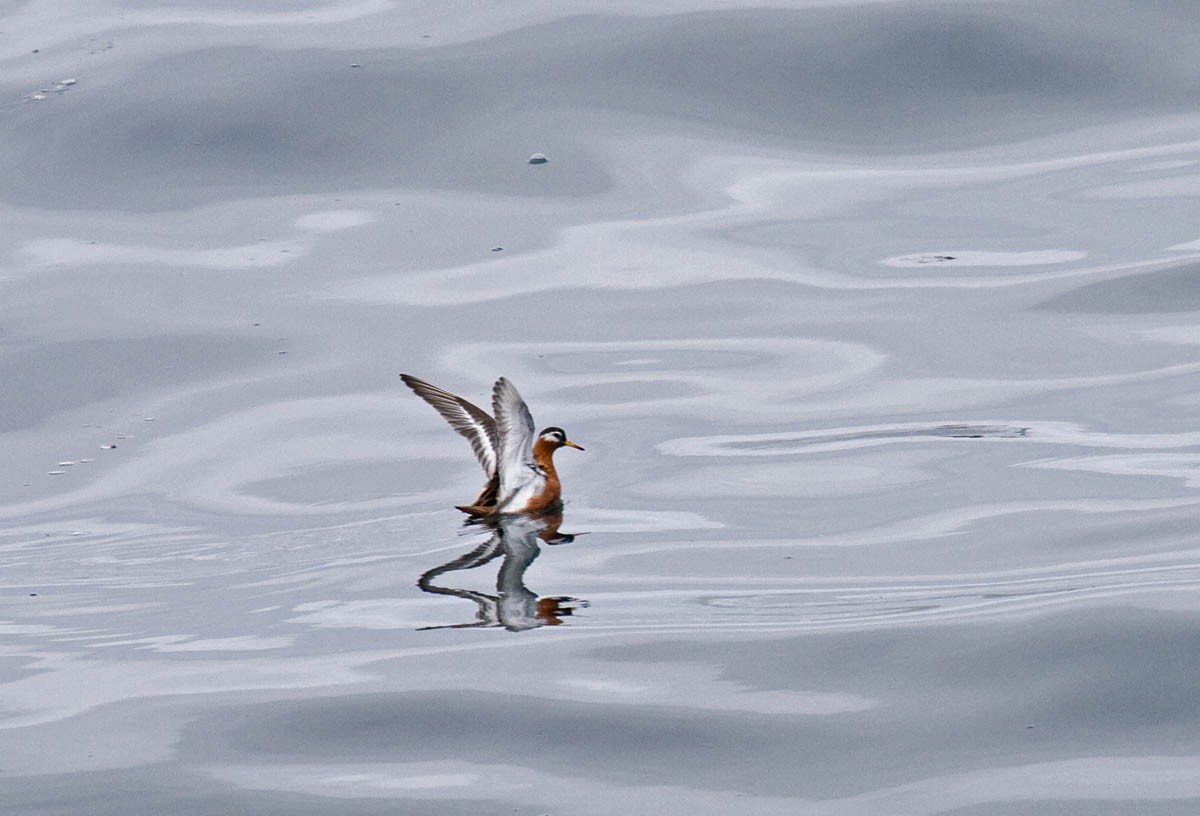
<box><xmin>400</xmin><ymin>374</ymin><xmax>584</xmax><ymax>516</ymax></box>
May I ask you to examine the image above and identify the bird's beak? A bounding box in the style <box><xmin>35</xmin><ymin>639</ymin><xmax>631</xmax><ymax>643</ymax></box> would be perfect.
<box><xmin>563</xmin><ymin>440</ymin><xmax>585</xmax><ymax>451</ymax></box>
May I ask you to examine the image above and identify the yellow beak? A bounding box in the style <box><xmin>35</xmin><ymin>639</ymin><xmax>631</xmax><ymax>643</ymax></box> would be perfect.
<box><xmin>562</xmin><ymin>439</ymin><xmax>585</xmax><ymax>451</ymax></box>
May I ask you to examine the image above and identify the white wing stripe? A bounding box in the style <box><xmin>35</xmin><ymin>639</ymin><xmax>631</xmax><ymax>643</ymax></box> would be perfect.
<box><xmin>401</xmin><ymin>374</ymin><xmax>498</xmax><ymax>476</ymax></box>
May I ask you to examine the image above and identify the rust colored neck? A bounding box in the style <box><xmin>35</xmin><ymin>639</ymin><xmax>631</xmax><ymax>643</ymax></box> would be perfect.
<box><xmin>532</xmin><ymin>437</ymin><xmax>561</xmax><ymax>480</ymax></box>
<box><xmin>522</xmin><ymin>437</ymin><xmax>563</xmax><ymax>514</ymax></box>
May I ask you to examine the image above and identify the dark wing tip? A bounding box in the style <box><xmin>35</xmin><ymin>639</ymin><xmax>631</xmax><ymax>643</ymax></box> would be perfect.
<box><xmin>399</xmin><ymin>374</ymin><xmax>500</xmax><ymax>477</ymax></box>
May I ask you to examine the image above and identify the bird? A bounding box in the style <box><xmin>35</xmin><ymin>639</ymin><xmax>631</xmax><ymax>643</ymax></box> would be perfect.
<box><xmin>400</xmin><ymin>374</ymin><xmax>584</xmax><ymax>516</ymax></box>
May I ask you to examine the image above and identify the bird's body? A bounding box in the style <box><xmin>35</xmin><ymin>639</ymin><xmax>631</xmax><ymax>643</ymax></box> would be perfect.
<box><xmin>400</xmin><ymin>374</ymin><xmax>583</xmax><ymax>516</ymax></box>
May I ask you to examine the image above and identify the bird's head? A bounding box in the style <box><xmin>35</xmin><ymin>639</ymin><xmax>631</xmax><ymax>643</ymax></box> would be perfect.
<box><xmin>538</xmin><ymin>427</ymin><xmax>584</xmax><ymax>451</ymax></box>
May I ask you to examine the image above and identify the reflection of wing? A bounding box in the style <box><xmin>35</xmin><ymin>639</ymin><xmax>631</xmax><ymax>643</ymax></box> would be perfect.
<box><xmin>492</xmin><ymin>377</ymin><xmax>538</xmax><ymax>508</ymax></box>
<box><xmin>417</xmin><ymin>529</ymin><xmax>504</xmax><ymax>582</ymax></box>
<box><xmin>401</xmin><ymin>374</ymin><xmax>499</xmax><ymax>476</ymax></box>
<box><xmin>415</xmin><ymin>529</ymin><xmax>504</xmax><ymax>630</ymax></box>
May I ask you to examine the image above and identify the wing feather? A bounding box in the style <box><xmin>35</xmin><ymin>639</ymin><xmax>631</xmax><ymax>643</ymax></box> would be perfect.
<box><xmin>401</xmin><ymin>374</ymin><xmax>499</xmax><ymax>476</ymax></box>
<box><xmin>491</xmin><ymin>377</ymin><xmax>537</xmax><ymax>506</ymax></box>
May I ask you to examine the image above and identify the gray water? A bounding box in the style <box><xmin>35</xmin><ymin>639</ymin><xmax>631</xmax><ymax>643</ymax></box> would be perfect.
<box><xmin>3</xmin><ymin>1</ymin><xmax>1200</xmax><ymax>813</ymax></box>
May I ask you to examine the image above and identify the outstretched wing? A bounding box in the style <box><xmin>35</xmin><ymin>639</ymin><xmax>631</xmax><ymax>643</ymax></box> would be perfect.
<box><xmin>401</xmin><ymin>374</ymin><xmax>499</xmax><ymax>476</ymax></box>
<box><xmin>491</xmin><ymin>377</ymin><xmax>537</xmax><ymax>506</ymax></box>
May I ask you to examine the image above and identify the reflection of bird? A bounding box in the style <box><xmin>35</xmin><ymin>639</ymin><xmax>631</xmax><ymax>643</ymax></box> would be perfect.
<box><xmin>401</xmin><ymin>374</ymin><xmax>584</xmax><ymax>516</ymax></box>
<box><xmin>417</xmin><ymin>512</ymin><xmax>586</xmax><ymax>632</ymax></box>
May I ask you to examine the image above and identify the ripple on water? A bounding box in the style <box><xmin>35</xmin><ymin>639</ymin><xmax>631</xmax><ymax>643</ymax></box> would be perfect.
<box><xmin>561</xmin><ymin>556</ymin><xmax>1200</xmax><ymax>634</ymax></box>
<box><xmin>1036</xmin><ymin>259</ymin><xmax>1200</xmax><ymax>313</ymax></box>
<box><xmin>538</xmin><ymin>348</ymin><xmax>769</xmax><ymax>374</ymax></box>
<box><xmin>880</xmin><ymin>249</ymin><xmax>1086</xmax><ymax>269</ymax></box>
<box><xmin>439</xmin><ymin>337</ymin><xmax>885</xmax><ymax>419</ymax></box>
<box><xmin>659</xmin><ymin>419</ymin><xmax>1200</xmax><ymax>459</ymax></box>
<box><xmin>659</xmin><ymin>421</ymin><xmax>1032</xmax><ymax>458</ymax></box>
<box><xmin>1025</xmin><ymin>453</ymin><xmax>1200</xmax><ymax>489</ymax></box>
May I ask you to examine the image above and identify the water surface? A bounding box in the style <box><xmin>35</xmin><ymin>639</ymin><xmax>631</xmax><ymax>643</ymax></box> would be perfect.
<box><xmin>2</xmin><ymin>1</ymin><xmax>1200</xmax><ymax>813</ymax></box>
